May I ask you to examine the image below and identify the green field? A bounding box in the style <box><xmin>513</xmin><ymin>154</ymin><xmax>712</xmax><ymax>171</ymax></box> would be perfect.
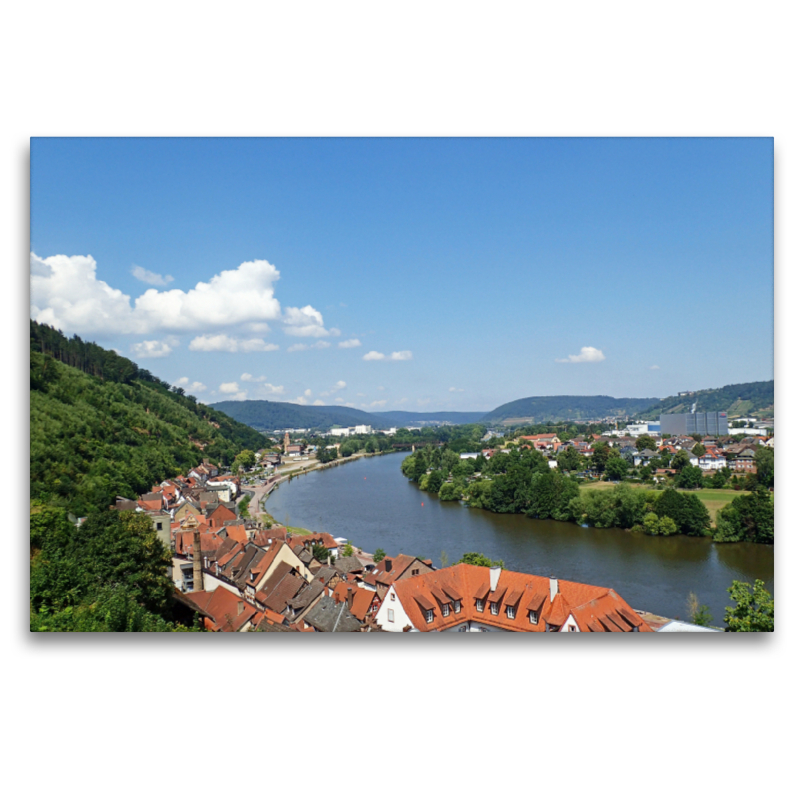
<box><xmin>578</xmin><ymin>482</ymin><xmax>767</xmax><ymax>522</ymax></box>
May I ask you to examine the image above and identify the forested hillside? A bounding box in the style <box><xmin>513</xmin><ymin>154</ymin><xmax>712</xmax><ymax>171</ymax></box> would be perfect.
<box><xmin>211</xmin><ymin>399</ymin><xmax>387</xmax><ymax>431</ymax></box>
<box><xmin>640</xmin><ymin>381</ymin><xmax>774</xmax><ymax>419</ymax></box>
<box><xmin>30</xmin><ymin>322</ymin><xmax>267</xmax><ymax>516</ymax></box>
<box><xmin>482</xmin><ymin>395</ymin><xmax>660</xmax><ymax>425</ymax></box>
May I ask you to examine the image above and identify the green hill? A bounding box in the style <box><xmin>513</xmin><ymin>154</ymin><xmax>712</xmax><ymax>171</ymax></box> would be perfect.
<box><xmin>30</xmin><ymin>321</ymin><xmax>268</xmax><ymax>516</ymax></box>
<box><xmin>210</xmin><ymin>399</ymin><xmax>388</xmax><ymax>431</ymax></box>
<box><xmin>481</xmin><ymin>395</ymin><xmax>660</xmax><ymax>425</ymax></box>
<box><xmin>639</xmin><ymin>380</ymin><xmax>774</xmax><ymax>419</ymax></box>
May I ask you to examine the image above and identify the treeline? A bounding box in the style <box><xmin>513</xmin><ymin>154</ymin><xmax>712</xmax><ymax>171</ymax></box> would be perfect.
<box><xmin>400</xmin><ymin>444</ymin><xmax>772</xmax><ymax>543</ymax></box>
<box><xmin>31</xmin><ymin>331</ymin><xmax>267</xmax><ymax>516</ymax></box>
<box><xmin>31</xmin><ymin>503</ymin><xmax>199</xmax><ymax>631</ymax></box>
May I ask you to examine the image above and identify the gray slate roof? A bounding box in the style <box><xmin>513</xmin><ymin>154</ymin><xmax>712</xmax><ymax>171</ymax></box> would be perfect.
<box><xmin>303</xmin><ymin>595</ymin><xmax>362</xmax><ymax>632</ymax></box>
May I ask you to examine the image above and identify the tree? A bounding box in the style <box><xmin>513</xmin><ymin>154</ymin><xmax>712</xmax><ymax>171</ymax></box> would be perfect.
<box><xmin>234</xmin><ymin>449</ymin><xmax>256</xmax><ymax>470</ymax></box>
<box><xmin>642</xmin><ymin>512</ymin><xmax>677</xmax><ymax>536</ymax></box>
<box><xmin>457</xmin><ymin>552</ymin><xmax>504</xmax><ymax>568</ymax></box>
<box><xmin>755</xmin><ymin>447</ymin><xmax>774</xmax><ymax>489</ymax></box>
<box><xmin>686</xmin><ymin>591</ymin><xmax>713</xmax><ymax>626</ymax></box>
<box><xmin>723</xmin><ymin>579</ymin><xmax>774</xmax><ymax>632</ymax></box>
<box><xmin>312</xmin><ymin>542</ymin><xmax>334</xmax><ymax>563</ymax></box>
<box><xmin>605</xmin><ymin>456</ymin><xmax>629</xmax><ymax>481</ymax></box>
<box><xmin>675</xmin><ymin>465</ymin><xmax>703</xmax><ymax>489</ymax></box>
<box><xmin>372</xmin><ymin>548</ymin><xmax>386</xmax><ymax>564</ymax></box>
<box><xmin>670</xmin><ymin>450</ymin><xmax>692</xmax><ymax>471</ymax></box>
<box><xmin>556</xmin><ymin>446</ymin><xmax>584</xmax><ymax>472</ymax></box>
<box><xmin>635</xmin><ymin>435</ymin><xmax>657</xmax><ymax>451</ymax></box>
<box><xmin>714</xmin><ymin>488</ymin><xmax>774</xmax><ymax>544</ymax></box>
<box><xmin>343</xmin><ymin>540</ymin><xmax>354</xmax><ymax>557</ymax></box>
<box><xmin>691</xmin><ymin>442</ymin><xmax>706</xmax><ymax>457</ymax></box>
<box><xmin>654</xmin><ymin>488</ymin><xmax>711</xmax><ymax>536</ymax></box>
<box><xmin>590</xmin><ymin>442</ymin><xmax>611</xmax><ymax>473</ymax></box>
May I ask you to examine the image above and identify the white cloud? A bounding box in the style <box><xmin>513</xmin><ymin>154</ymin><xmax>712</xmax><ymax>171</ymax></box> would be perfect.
<box><xmin>368</xmin><ymin>399</ymin><xmax>387</xmax><ymax>407</ymax></box>
<box><xmin>417</xmin><ymin>398</ymin><xmax>431</xmax><ymax>406</ymax></box>
<box><xmin>287</xmin><ymin>395</ymin><xmax>309</xmax><ymax>405</ymax></box>
<box><xmin>175</xmin><ymin>376</ymin><xmax>207</xmax><ymax>393</ymax></box>
<box><xmin>363</xmin><ymin>350</ymin><xmax>412</xmax><ymax>362</ymax></box>
<box><xmin>288</xmin><ymin>341</ymin><xmax>330</xmax><ymax>352</ymax></box>
<box><xmin>334</xmin><ymin>397</ymin><xmax>345</xmax><ymax>403</ymax></box>
<box><xmin>283</xmin><ymin>305</ymin><xmax>338</xmax><ymax>338</ymax></box>
<box><xmin>31</xmin><ymin>253</ymin><xmax>283</xmax><ymax>336</ymax></box>
<box><xmin>556</xmin><ymin>346</ymin><xmax>606</xmax><ymax>363</ymax></box>
<box><xmin>130</xmin><ymin>339</ymin><xmax>174</xmax><ymax>358</ymax></box>
<box><xmin>189</xmin><ymin>334</ymin><xmax>279</xmax><ymax>353</ymax></box>
<box><xmin>377</xmin><ymin>386</ymin><xmax>385</xmax><ymax>391</ymax></box>
<box><xmin>247</xmin><ymin>322</ymin><xmax>271</xmax><ymax>333</ymax></box>
<box><xmin>356</xmin><ymin>393</ymin><xmax>366</xmax><ymax>397</ymax></box>
<box><xmin>338</xmin><ymin>338</ymin><xmax>361</xmax><ymax>348</ymax></box>
<box><xmin>390</xmin><ymin>351</ymin><xmax>412</xmax><ymax>361</ymax></box>
<box><xmin>241</xmin><ymin>373</ymin><xmax>268</xmax><ymax>382</ymax></box>
<box><xmin>229</xmin><ymin>392</ymin><xmax>248</xmax><ymax>401</ymax></box>
<box><xmin>312</xmin><ymin>400</ymin><xmax>325</xmax><ymax>406</ymax></box>
<box><xmin>263</xmin><ymin>383</ymin><xmax>285</xmax><ymax>395</ymax></box>
<box><xmin>304</xmin><ymin>389</ymin><xmax>313</xmax><ymax>397</ymax></box>
<box><xmin>449</xmin><ymin>387</ymin><xmax>465</xmax><ymax>393</ymax></box>
<box><xmin>335</xmin><ymin>380</ymin><xmax>347</xmax><ymax>390</ymax></box>
<box><xmin>363</xmin><ymin>351</ymin><xmax>385</xmax><ymax>361</ymax></box>
<box><xmin>219</xmin><ymin>382</ymin><xmax>240</xmax><ymax>393</ymax></box>
<box><xmin>131</xmin><ymin>264</ymin><xmax>173</xmax><ymax>286</ymax></box>
<box><xmin>650</xmin><ymin>365</ymin><xmax>660</xmax><ymax>370</ymax></box>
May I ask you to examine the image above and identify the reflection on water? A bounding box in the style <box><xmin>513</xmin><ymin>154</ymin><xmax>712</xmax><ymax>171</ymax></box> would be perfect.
<box><xmin>266</xmin><ymin>452</ymin><xmax>774</xmax><ymax>623</ymax></box>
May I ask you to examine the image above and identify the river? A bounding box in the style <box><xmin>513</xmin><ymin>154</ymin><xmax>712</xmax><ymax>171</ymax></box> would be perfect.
<box><xmin>265</xmin><ymin>451</ymin><xmax>774</xmax><ymax>623</ymax></box>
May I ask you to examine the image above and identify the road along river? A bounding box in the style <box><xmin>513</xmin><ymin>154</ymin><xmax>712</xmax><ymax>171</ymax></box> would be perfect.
<box><xmin>265</xmin><ymin>451</ymin><xmax>774</xmax><ymax>623</ymax></box>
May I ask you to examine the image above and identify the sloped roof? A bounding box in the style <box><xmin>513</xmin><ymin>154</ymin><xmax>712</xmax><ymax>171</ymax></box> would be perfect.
<box><xmin>389</xmin><ymin>564</ymin><xmax>653</xmax><ymax>633</ymax></box>
<box><xmin>303</xmin><ymin>595</ymin><xmax>362</xmax><ymax>632</ymax></box>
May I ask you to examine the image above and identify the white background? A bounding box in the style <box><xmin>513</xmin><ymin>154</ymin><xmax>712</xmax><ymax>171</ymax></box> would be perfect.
<box><xmin>6</xmin><ymin>2</ymin><xmax>794</xmax><ymax>798</ymax></box>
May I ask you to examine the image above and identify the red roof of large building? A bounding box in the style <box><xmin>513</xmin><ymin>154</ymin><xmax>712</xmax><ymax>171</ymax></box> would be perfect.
<box><xmin>389</xmin><ymin>563</ymin><xmax>653</xmax><ymax>633</ymax></box>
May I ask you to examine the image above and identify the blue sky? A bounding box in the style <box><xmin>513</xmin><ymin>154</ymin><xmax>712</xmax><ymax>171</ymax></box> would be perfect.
<box><xmin>30</xmin><ymin>137</ymin><xmax>773</xmax><ymax>413</ymax></box>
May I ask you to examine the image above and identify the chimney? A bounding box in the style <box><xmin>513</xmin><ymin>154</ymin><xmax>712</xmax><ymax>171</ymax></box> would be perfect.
<box><xmin>327</xmin><ymin>555</ymin><xmax>331</xmax><ymax>567</ymax></box>
<box><xmin>489</xmin><ymin>565</ymin><xmax>501</xmax><ymax>592</ymax></box>
<box><xmin>347</xmin><ymin>586</ymin><xmax>354</xmax><ymax>610</ymax></box>
<box><xmin>192</xmin><ymin>530</ymin><xmax>203</xmax><ymax>592</ymax></box>
<box><xmin>550</xmin><ymin>576</ymin><xmax>559</xmax><ymax>601</ymax></box>
<box><xmin>385</xmin><ymin>558</ymin><xmax>393</xmax><ymax>573</ymax></box>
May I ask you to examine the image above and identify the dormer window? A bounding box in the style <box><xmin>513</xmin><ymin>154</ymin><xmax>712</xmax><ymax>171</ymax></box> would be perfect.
<box><xmin>442</xmin><ymin>603</ymin><xmax>450</xmax><ymax>617</ymax></box>
<box><xmin>454</xmin><ymin>600</ymin><xmax>461</xmax><ymax>614</ymax></box>
<box><xmin>476</xmin><ymin>599</ymin><xmax>485</xmax><ymax>612</ymax></box>
<box><xmin>425</xmin><ymin>609</ymin><xmax>434</xmax><ymax>623</ymax></box>
<box><xmin>506</xmin><ymin>605</ymin><xmax>516</xmax><ymax>620</ymax></box>
<box><xmin>490</xmin><ymin>601</ymin><xmax>499</xmax><ymax>616</ymax></box>
<box><xmin>529</xmin><ymin>609</ymin><xmax>538</xmax><ymax>624</ymax></box>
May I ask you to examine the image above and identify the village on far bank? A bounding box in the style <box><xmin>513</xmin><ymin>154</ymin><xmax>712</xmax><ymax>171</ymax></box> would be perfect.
<box><xmin>109</xmin><ymin>409</ymin><xmax>773</xmax><ymax>633</ymax></box>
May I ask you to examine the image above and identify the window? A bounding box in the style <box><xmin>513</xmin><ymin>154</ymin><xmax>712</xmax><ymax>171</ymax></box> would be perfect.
<box><xmin>412</xmin><ymin>569</ymin><xmax>419</xmax><ymax>576</ymax></box>
<box><xmin>425</xmin><ymin>609</ymin><xmax>434</xmax><ymax>623</ymax></box>
<box><xmin>442</xmin><ymin>603</ymin><xmax>450</xmax><ymax>617</ymax></box>
<box><xmin>476</xmin><ymin>599</ymin><xmax>485</xmax><ymax>612</ymax></box>
<box><xmin>506</xmin><ymin>605</ymin><xmax>516</xmax><ymax>619</ymax></box>
<box><xmin>568</xmin><ymin>625</ymin><xmax>577</xmax><ymax>632</ymax></box>
<box><xmin>529</xmin><ymin>610</ymin><xmax>538</xmax><ymax>624</ymax></box>
<box><xmin>454</xmin><ymin>600</ymin><xmax>461</xmax><ymax>614</ymax></box>
<box><xmin>490</xmin><ymin>602</ymin><xmax>498</xmax><ymax>616</ymax></box>
<box><xmin>391</xmin><ymin>592</ymin><xmax>396</xmax><ymax>601</ymax></box>
<box><xmin>156</xmin><ymin>522</ymin><xmax>163</xmax><ymax>530</ymax></box>
<box><xmin>388</xmin><ymin>609</ymin><xmax>395</xmax><ymax>623</ymax></box>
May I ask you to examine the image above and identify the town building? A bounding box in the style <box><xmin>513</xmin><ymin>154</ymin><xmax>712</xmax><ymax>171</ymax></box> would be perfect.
<box><xmin>374</xmin><ymin>563</ymin><xmax>654</xmax><ymax>633</ymax></box>
<box><xmin>660</xmin><ymin>412</ymin><xmax>729</xmax><ymax>436</ymax></box>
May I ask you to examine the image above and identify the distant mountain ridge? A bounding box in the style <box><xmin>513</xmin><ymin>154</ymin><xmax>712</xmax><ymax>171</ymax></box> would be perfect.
<box><xmin>213</xmin><ymin>381</ymin><xmax>773</xmax><ymax>431</ymax></box>
<box><xmin>639</xmin><ymin>380</ymin><xmax>774</xmax><ymax>419</ymax></box>
<box><xmin>481</xmin><ymin>395</ymin><xmax>660</xmax><ymax>425</ymax></box>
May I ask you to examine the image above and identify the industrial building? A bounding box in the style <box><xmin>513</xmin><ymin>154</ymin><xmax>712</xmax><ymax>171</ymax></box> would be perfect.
<box><xmin>659</xmin><ymin>411</ymin><xmax>729</xmax><ymax>436</ymax></box>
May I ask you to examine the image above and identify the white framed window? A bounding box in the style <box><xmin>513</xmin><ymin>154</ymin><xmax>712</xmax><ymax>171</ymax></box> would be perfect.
<box><xmin>506</xmin><ymin>605</ymin><xmax>516</xmax><ymax>619</ymax></box>
<box><xmin>454</xmin><ymin>600</ymin><xmax>461</xmax><ymax>614</ymax></box>
<box><xmin>442</xmin><ymin>603</ymin><xmax>450</xmax><ymax>617</ymax></box>
<box><xmin>529</xmin><ymin>610</ymin><xmax>538</xmax><ymax>624</ymax></box>
<box><xmin>476</xmin><ymin>599</ymin><xmax>485</xmax><ymax>612</ymax></box>
<box><xmin>490</xmin><ymin>602</ymin><xmax>498</xmax><ymax>616</ymax></box>
<box><xmin>388</xmin><ymin>609</ymin><xmax>395</xmax><ymax>623</ymax></box>
<box><xmin>425</xmin><ymin>609</ymin><xmax>434</xmax><ymax>623</ymax></box>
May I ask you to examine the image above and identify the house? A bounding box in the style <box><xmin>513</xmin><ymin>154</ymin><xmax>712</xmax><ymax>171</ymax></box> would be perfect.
<box><xmin>361</xmin><ymin>554</ymin><xmax>435</xmax><ymax>600</ymax></box>
<box><xmin>519</xmin><ymin>434</ymin><xmax>561</xmax><ymax>450</ymax></box>
<box><xmin>206</xmin><ymin>502</ymin><xmax>237</xmax><ymax>530</ymax></box>
<box><xmin>332</xmin><ymin>580</ymin><xmax>380</xmax><ymax>622</ymax></box>
<box><xmin>179</xmin><ymin>586</ymin><xmax>258</xmax><ymax>632</ymax></box>
<box><xmin>374</xmin><ymin>563</ymin><xmax>654</xmax><ymax>633</ymax></box>
<box><xmin>302</xmin><ymin>594</ymin><xmax>363</xmax><ymax>632</ymax></box>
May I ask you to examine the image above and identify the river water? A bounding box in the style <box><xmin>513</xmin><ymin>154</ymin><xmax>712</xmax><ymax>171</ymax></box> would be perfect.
<box><xmin>265</xmin><ymin>451</ymin><xmax>774</xmax><ymax>623</ymax></box>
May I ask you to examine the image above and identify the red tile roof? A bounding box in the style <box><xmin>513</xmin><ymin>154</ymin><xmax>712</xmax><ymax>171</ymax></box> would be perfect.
<box><xmin>388</xmin><ymin>564</ymin><xmax>653</xmax><ymax>633</ymax></box>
